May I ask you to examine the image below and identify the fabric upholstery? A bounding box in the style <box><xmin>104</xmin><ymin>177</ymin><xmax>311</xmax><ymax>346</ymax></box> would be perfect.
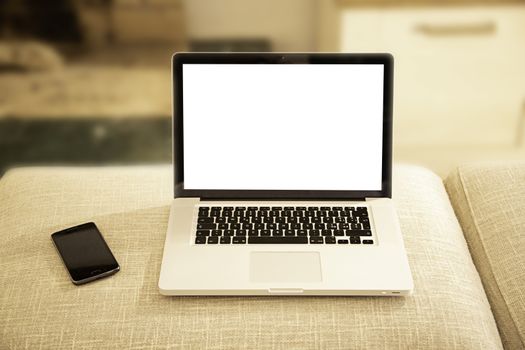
<box><xmin>0</xmin><ymin>165</ymin><xmax>501</xmax><ymax>349</ymax></box>
<box><xmin>445</xmin><ymin>162</ymin><xmax>525</xmax><ymax>350</ymax></box>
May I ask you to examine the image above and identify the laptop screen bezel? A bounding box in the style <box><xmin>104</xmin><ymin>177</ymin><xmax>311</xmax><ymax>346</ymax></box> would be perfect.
<box><xmin>173</xmin><ymin>53</ymin><xmax>393</xmax><ymax>199</ymax></box>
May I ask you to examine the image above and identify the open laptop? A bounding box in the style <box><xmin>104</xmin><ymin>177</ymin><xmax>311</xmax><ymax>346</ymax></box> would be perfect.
<box><xmin>159</xmin><ymin>53</ymin><xmax>413</xmax><ymax>296</ymax></box>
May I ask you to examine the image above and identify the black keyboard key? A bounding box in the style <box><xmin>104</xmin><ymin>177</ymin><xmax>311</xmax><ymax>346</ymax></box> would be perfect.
<box><xmin>334</xmin><ymin>229</ymin><xmax>344</xmax><ymax>236</ymax></box>
<box><xmin>260</xmin><ymin>229</ymin><xmax>271</xmax><ymax>236</ymax></box>
<box><xmin>350</xmin><ymin>237</ymin><xmax>361</xmax><ymax>244</ymax></box>
<box><xmin>232</xmin><ymin>237</ymin><xmax>246</xmax><ymax>244</ymax></box>
<box><xmin>231</xmin><ymin>223</ymin><xmax>241</xmax><ymax>229</ymax></box>
<box><xmin>272</xmin><ymin>230</ymin><xmax>284</xmax><ymax>236</ymax></box>
<box><xmin>249</xmin><ymin>237</ymin><xmax>308</xmax><ymax>244</ymax></box>
<box><xmin>207</xmin><ymin>236</ymin><xmax>219</xmax><ymax>244</ymax></box>
<box><xmin>321</xmin><ymin>230</ymin><xmax>332</xmax><ymax>236</ymax></box>
<box><xmin>248</xmin><ymin>230</ymin><xmax>258</xmax><ymax>236</ymax></box>
<box><xmin>338</xmin><ymin>239</ymin><xmax>349</xmax><ymax>244</ymax></box>
<box><xmin>325</xmin><ymin>236</ymin><xmax>336</xmax><ymax>244</ymax></box>
<box><xmin>197</xmin><ymin>223</ymin><xmax>216</xmax><ymax>230</ymax></box>
<box><xmin>310</xmin><ymin>229</ymin><xmax>320</xmax><ymax>236</ymax></box>
<box><xmin>310</xmin><ymin>237</ymin><xmax>324</xmax><ymax>244</ymax></box>
<box><xmin>211</xmin><ymin>230</ymin><xmax>223</xmax><ymax>237</ymax></box>
<box><xmin>362</xmin><ymin>239</ymin><xmax>373</xmax><ymax>244</ymax></box>
<box><xmin>196</xmin><ymin>230</ymin><xmax>210</xmax><ymax>237</ymax></box>
<box><xmin>218</xmin><ymin>223</ymin><xmax>228</xmax><ymax>229</ymax></box>
<box><xmin>271</xmin><ymin>207</ymin><xmax>282</xmax><ymax>210</ymax></box>
<box><xmin>198</xmin><ymin>217</ymin><xmax>214</xmax><ymax>223</ymax></box>
<box><xmin>220</xmin><ymin>236</ymin><xmax>231</xmax><ymax>244</ymax></box>
<box><xmin>320</xmin><ymin>207</ymin><xmax>330</xmax><ymax>210</ymax></box>
<box><xmin>260</xmin><ymin>207</ymin><xmax>270</xmax><ymax>211</ymax></box>
<box><xmin>284</xmin><ymin>230</ymin><xmax>295</xmax><ymax>236</ymax></box>
<box><xmin>195</xmin><ymin>237</ymin><xmax>206</xmax><ymax>244</ymax></box>
<box><xmin>235</xmin><ymin>229</ymin><xmax>247</xmax><ymax>236</ymax></box>
<box><xmin>362</xmin><ymin>223</ymin><xmax>371</xmax><ymax>230</ymax></box>
<box><xmin>346</xmin><ymin>230</ymin><xmax>372</xmax><ymax>236</ymax></box>
<box><xmin>333</xmin><ymin>207</ymin><xmax>343</xmax><ymax>211</ymax></box>
<box><xmin>296</xmin><ymin>229</ymin><xmax>307</xmax><ymax>236</ymax></box>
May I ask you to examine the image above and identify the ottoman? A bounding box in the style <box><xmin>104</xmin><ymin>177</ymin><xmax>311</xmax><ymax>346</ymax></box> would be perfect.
<box><xmin>0</xmin><ymin>165</ymin><xmax>501</xmax><ymax>349</ymax></box>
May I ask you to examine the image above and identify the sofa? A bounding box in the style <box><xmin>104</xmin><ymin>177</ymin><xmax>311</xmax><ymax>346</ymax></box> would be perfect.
<box><xmin>0</xmin><ymin>162</ymin><xmax>523</xmax><ymax>349</ymax></box>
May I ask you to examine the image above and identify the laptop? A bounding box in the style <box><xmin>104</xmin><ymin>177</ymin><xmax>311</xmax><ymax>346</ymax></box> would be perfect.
<box><xmin>159</xmin><ymin>53</ymin><xmax>413</xmax><ymax>296</ymax></box>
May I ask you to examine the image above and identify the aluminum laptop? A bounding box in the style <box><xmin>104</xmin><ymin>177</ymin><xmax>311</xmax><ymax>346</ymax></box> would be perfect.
<box><xmin>159</xmin><ymin>53</ymin><xmax>413</xmax><ymax>296</ymax></box>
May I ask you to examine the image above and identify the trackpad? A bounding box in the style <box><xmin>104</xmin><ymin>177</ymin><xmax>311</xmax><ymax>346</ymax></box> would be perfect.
<box><xmin>249</xmin><ymin>252</ymin><xmax>322</xmax><ymax>283</ymax></box>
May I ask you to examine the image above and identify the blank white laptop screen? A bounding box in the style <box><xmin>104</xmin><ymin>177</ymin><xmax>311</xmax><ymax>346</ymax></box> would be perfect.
<box><xmin>182</xmin><ymin>64</ymin><xmax>384</xmax><ymax>191</ymax></box>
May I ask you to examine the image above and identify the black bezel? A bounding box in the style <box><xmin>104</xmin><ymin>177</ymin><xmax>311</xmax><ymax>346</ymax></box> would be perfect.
<box><xmin>173</xmin><ymin>53</ymin><xmax>393</xmax><ymax>199</ymax></box>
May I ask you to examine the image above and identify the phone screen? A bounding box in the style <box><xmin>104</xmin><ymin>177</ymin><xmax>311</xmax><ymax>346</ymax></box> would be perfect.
<box><xmin>51</xmin><ymin>223</ymin><xmax>119</xmax><ymax>284</ymax></box>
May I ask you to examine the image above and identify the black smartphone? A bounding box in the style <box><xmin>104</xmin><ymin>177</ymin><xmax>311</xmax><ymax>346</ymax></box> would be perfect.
<box><xmin>51</xmin><ymin>222</ymin><xmax>120</xmax><ymax>285</ymax></box>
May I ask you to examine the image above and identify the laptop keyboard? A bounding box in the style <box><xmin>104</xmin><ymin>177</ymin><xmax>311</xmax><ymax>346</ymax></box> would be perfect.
<box><xmin>194</xmin><ymin>206</ymin><xmax>374</xmax><ymax>245</ymax></box>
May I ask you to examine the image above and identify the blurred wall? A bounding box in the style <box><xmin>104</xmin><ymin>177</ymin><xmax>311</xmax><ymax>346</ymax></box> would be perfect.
<box><xmin>184</xmin><ymin>0</ymin><xmax>317</xmax><ymax>52</ymax></box>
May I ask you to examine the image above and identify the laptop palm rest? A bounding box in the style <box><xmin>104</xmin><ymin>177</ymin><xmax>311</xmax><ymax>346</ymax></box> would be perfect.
<box><xmin>249</xmin><ymin>252</ymin><xmax>322</xmax><ymax>283</ymax></box>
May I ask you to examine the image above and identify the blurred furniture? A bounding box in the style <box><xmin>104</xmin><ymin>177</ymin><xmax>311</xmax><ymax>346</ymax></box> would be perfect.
<box><xmin>112</xmin><ymin>0</ymin><xmax>185</xmax><ymax>46</ymax></box>
<box><xmin>318</xmin><ymin>1</ymin><xmax>525</xmax><ymax>176</ymax></box>
<box><xmin>0</xmin><ymin>0</ymin><xmax>187</xmax><ymax>174</ymax></box>
<box><xmin>0</xmin><ymin>63</ymin><xmax>172</xmax><ymax>175</ymax></box>
<box><xmin>189</xmin><ymin>38</ymin><xmax>272</xmax><ymax>52</ymax></box>
<box><xmin>0</xmin><ymin>162</ymin><xmax>524</xmax><ymax>348</ymax></box>
<box><xmin>74</xmin><ymin>0</ymin><xmax>186</xmax><ymax>49</ymax></box>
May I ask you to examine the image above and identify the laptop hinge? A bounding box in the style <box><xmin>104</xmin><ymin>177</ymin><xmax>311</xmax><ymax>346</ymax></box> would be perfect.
<box><xmin>365</xmin><ymin>197</ymin><xmax>390</xmax><ymax>202</ymax></box>
<box><xmin>199</xmin><ymin>198</ymin><xmax>370</xmax><ymax>202</ymax></box>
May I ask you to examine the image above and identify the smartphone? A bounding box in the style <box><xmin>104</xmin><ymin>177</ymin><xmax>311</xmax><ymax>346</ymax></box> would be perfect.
<box><xmin>51</xmin><ymin>222</ymin><xmax>120</xmax><ymax>285</ymax></box>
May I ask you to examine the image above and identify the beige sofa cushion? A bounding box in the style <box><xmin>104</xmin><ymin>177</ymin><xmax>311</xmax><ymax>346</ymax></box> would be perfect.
<box><xmin>446</xmin><ymin>162</ymin><xmax>525</xmax><ymax>350</ymax></box>
<box><xmin>0</xmin><ymin>165</ymin><xmax>502</xmax><ymax>349</ymax></box>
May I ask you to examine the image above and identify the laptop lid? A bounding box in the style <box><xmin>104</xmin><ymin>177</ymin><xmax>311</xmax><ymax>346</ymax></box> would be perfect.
<box><xmin>173</xmin><ymin>53</ymin><xmax>393</xmax><ymax>200</ymax></box>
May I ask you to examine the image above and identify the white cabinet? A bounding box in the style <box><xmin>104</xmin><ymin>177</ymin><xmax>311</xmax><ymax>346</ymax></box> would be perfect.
<box><xmin>341</xmin><ymin>5</ymin><xmax>525</xmax><ymax>147</ymax></box>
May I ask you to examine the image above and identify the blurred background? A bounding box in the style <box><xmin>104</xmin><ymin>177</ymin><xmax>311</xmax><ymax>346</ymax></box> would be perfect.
<box><xmin>0</xmin><ymin>0</ymin><xmax>524</xmax><ymax>178</ymax></box>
